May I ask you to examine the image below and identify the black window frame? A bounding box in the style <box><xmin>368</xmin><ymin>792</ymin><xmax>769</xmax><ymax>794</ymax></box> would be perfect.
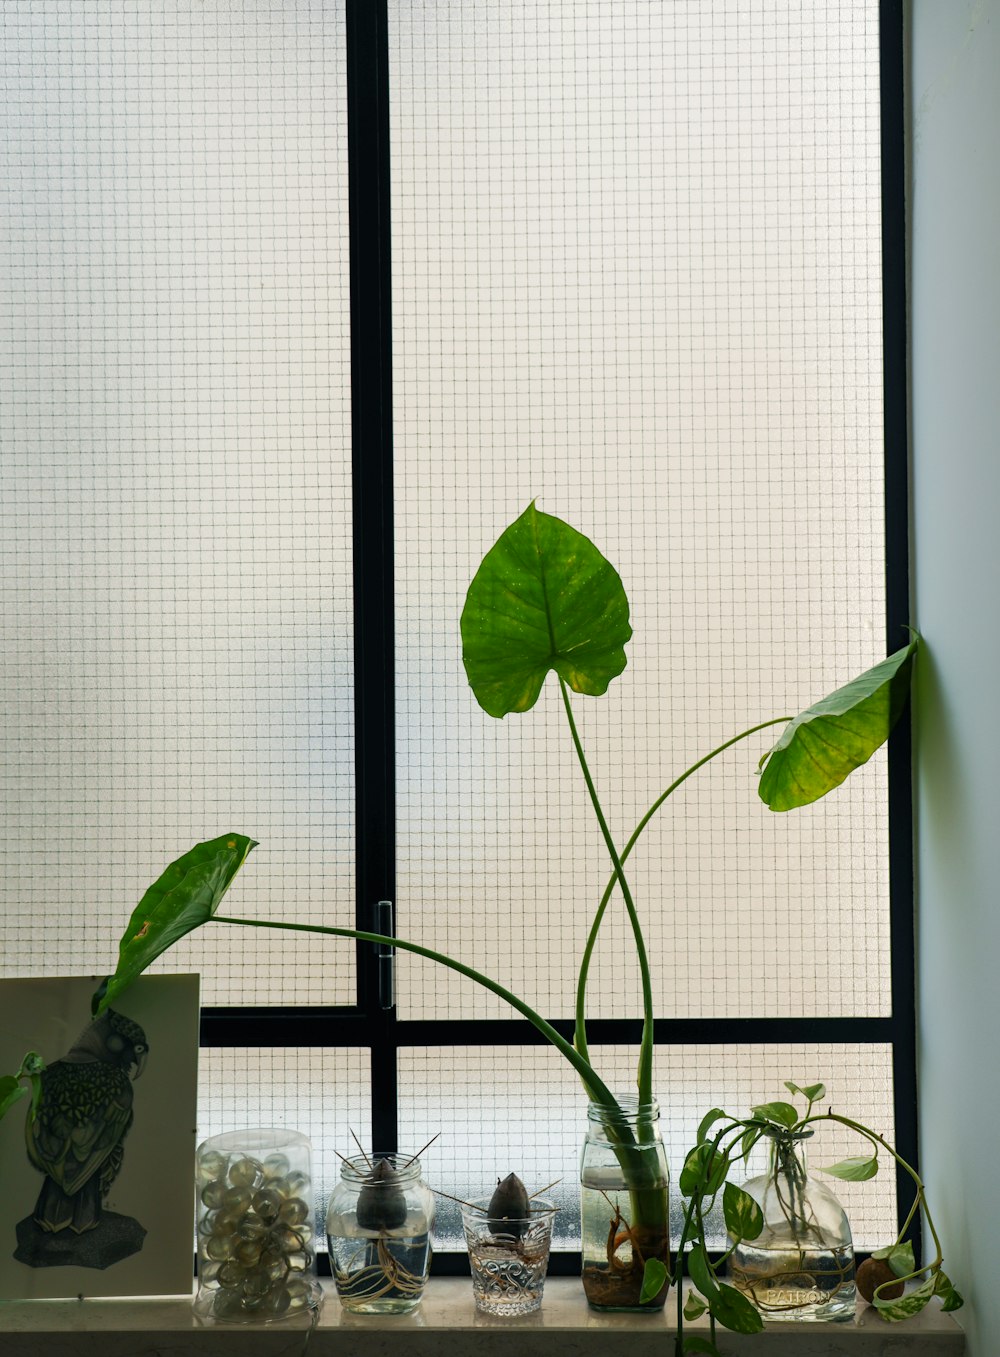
<box><xmin>199</xmin><ymin>0</ymin><xmax>914</xmax><ymax>1277</ymax></box>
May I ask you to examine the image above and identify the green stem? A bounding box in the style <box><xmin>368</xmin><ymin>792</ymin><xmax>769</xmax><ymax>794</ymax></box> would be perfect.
<box><xmin>557</xmin><ymin>676</ymin><xmax>653</xmax><ymax>1106</ymax></box>
<box><xmin>212</xmin><ymin>914</ymin><xmax>619</xmax><ymax>1111</ymax></box>
<box><xmin>574</xmin><ymin>718</ymin><xmax>791</xmax><ymax>1067</ymax></box>
<box><xmin>803</xmin><ymin>1112</ymin><xmax>944</xmax><ymax>1268</ymax></box>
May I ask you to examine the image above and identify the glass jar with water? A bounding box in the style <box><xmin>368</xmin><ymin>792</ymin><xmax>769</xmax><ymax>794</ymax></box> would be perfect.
<box><xmin>326</xmin><ymin>1152</ymin><xmax>434</xmax><ymax>1314</ymax></box>
<box><xmin>728</xmin><ymin>1129</ymin><xmax>856</xmax><ymax>1321</ymax></box>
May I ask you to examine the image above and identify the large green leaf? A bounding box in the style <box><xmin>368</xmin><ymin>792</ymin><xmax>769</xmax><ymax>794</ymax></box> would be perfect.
<box><xmin>461</xmin><ymin>504</ymin><xmax>632</xmax><ymax>718</ymax></box>
<box><xmin>709</xmin><ymin>1282</ymin><xmax>766</xmax><ymax>1334</ymax></box>
<box><xmin>874</xmin><ymin>1272</ymin><xmax>936</xmax><ymax>1321</ymax></box>
<box><xmin>758</xmin><ymin>636</ymin><xmax>918</xmax><ymax>811</ymax></box>
<box><xmin>93</xmin><ymin>834</ymin><xmax>258</xmax><ymax>1015</ymax></box>
<box><xmin>723</xmin><ymin>1182</ymin><xmax>764</xmax><ymax>1242</ymax></box>
<box><xmin>819</xmin><ymin>1155</ymin><xmax>879</xmax><ymax>1182</ymax></box>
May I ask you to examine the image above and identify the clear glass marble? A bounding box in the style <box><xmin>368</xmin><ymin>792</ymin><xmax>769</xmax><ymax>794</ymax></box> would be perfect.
<box><xmin>193</xmin><ymin>1129</ymin><xmax>323</xmax><ymax>1324</ymax></box>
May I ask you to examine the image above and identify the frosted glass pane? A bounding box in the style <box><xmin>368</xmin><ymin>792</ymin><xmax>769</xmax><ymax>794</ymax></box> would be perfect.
<box><xmin>392</xmin><ymin>2</ymin><xmax>888</xmax><ymax>1020</ymax></box>
<box><xmin>399</xmin><ymin>1044</ymin><xmax>896</xmax><ymax>1253</ymax></box>
<box><xmin>0</xmin><ymin>2</ymin><xmax>355</xmax><ymax>1004</ymax></box>
<box><xmin>198</xmin><ymin>1047</ymin><xmax>371</xmax><ymax>1250</ymax></box>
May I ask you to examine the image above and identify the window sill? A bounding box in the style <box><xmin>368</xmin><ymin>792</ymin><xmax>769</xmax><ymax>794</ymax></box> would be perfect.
<box><xmin>0</xmin><ymin>1280</ymin><xmax>965</xmax><ymax>1356</ymax></box>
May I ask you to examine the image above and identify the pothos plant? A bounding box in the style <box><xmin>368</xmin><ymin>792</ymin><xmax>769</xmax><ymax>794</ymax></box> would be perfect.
<box><xmin>88</xmin><ymin>504</ymin><xmax>918</xmax><ymax>1314</ymax></box>
<box><xmin>673</xmin><ymin>1081</ymin><xmax>962</xmax><ymax>1356</ymax></box>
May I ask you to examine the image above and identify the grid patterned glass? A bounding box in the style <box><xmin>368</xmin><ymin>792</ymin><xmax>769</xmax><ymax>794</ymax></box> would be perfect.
<box><xmin>0</xmin><ymin>0</ymin><xmax>355</xmax><ymax>1005</ymax></box>
<box><xmin>391</xmin><ymin>1</ymin><xmax>888</xmax><ymax>1023</ymax></box>
<box><xmin>399</xmin><ymin>1043</ymin><xmax>897</xmax><ymax>1253</ymax></box>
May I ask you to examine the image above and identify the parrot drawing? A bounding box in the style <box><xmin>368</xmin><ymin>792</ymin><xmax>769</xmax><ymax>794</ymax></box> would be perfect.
<box><xmin>24</xmin><ymin>1010</ymin><xmax>149</xmax><ymax>1235</ymax></box>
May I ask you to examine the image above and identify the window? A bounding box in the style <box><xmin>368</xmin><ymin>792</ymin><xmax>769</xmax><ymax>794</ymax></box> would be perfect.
<box><xmin>0</xmin><ymin>0</ymin><xmax>910</xmax><ymax>1270</ymax></box>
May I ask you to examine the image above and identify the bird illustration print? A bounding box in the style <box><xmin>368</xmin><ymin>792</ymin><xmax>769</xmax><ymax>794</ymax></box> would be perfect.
<box><xmin>21</xmin><ymin>1010</ymin><xmax>148</xmax><ymax>1261</ymax></box>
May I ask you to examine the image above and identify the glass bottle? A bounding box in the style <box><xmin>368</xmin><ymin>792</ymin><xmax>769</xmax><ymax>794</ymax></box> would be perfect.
<box><xmin>326</xmin><ymin>1152</ymin><xmax>435</xmax><ymax>1314</ymax></box>
<box><xmin>579</xmin><ymin>1098</ymin><xmax>670</xmax><ymax>1311</ymax></box>
<box><xmin>728</xmin><ymin>1131</ymin><xmax>856</xmax><ymax>1321</ymax></box>
<box><xmin>193</xmin><ymin>1128</ymin><xmax>323</xmax><ymax>1324</ymax></box>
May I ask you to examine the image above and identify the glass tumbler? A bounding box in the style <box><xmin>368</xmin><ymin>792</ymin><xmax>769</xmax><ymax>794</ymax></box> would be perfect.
<box><xmin>461</xmin><ymin>1198</ymin><xmax>556</xmax><ymax>1316</ymax></box>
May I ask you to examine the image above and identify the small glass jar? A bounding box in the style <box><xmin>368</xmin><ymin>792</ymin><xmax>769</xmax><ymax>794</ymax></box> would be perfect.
<box><xmin>728</xmin><ymin>1131</ymin><xmax>856</xmax><ymax>1322</ymax></box>
<box><xmin>193</xmin><ymin>1129</ymin><xmax>323</xmax><ymax>1324</ymax></box>
<box><xmin>579</xmin><ymin>1098</ymin><xmax>670</xmax><ymax>1311</ymax></box>
<box><xmin>326</xmin><ymin>1152</ymin><xmax>434</xmax><ymax>1314</ymax></box>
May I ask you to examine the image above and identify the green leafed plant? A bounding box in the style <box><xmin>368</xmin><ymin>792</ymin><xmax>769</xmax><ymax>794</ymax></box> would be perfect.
<box><xmin>673</xmin><ymin>1082</ymin><xmax>961</xmax><ymax>1355</ymax></box>
<box><xmin>93</xmin><ymin>506</ymin><xmax>919</xmax><ymax>1314</ymax></box>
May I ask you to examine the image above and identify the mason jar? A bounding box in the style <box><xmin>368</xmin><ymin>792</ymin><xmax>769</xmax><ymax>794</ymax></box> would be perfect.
<box><xmin>326</xmin><ymin>1152</ymin><xmax>435</xmax><ymax>1314</ymax></box>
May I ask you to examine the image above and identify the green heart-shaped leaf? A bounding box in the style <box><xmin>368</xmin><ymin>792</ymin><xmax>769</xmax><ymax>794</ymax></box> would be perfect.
<box><xmin>758</xmin><ymin>636</ymin><xmax>918</xmax><ymax>811</ymax></box>
<box><xmin>640</xmin><ymin>1257</ymin><xmax>668</xmax><ymax>1304</ymax></box>
<box><xmin>784</xmin><ymin>1080</ymin><xmax>826</xmax><ymax>1103</ymax></box>
<box><xmin>723</xmin><ymin>1182</ymin><xmax>764</xmax><ymax>1242</ymax></box>
<box><xmin>819</xmin><ymin>1155</ymin><xmax>879</xmax><ymax>1182</ymax></box>
<box><xmin>94</xmin><ymin>833</ymin><xmax>258</xmax><ymax>1015</ymax></box>
<box><xmin>933</xmin><ymin>1269</ymin><xmax>964</xmax><ymax>1312</ymax></box>
<box><xmin>873</xmin><ymin>1240</ymin><xmax>916</xmax><ymax>1277</ymax></box>
<box><xmin>874</xmin><ymin>1271</ymin><xmax>936</xmax><ymax>1321</ymax></box>
<box><xmin>751</xmin><ymin>1101</ymin><xmax>798</xmax><ymax>1129</ymax></box>
<box><xmin>687</xmin><ymin>1243</ymin><xmax>719</xmax><ymax>1299</ymax></box>
<box><xmin>683</xmin><ymin>1290</ymin><xmax>709</xmax><ymax>1320</ymax></box>
<box><xmin>461</xmin><ymin>504</ymin><xmax>632</xmax><ymax>717</ymax></box>
<box><xmin>709</xmin><ymin>1282</ymin><xmax>765</xmax><ymax>1334</ymax></box>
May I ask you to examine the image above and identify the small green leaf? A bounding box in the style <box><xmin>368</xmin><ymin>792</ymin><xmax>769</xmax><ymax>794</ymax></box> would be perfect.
<box><xmin>687</xmin><ymin>1244</ymin><xmax>719</xmax><ymax>1300</ymax></box>
<box><xmin>640</xmin><ymin>1257</ymin><xmax>668</xmax><ymax>1304</ymax></box>
<box><xmin>460</xmin><ymin>504</ymin><xmax>632</xmax><ymax>718</ymax></box>
<box><xmin>784</xmin><ymin>1080</ymin><xmax>826</xmax><ymax>1103</ymax></box>
<box><xmin>751</xmin><ymin>1100</ymin><xmax>798</xmax><ymax>1129</ymax></box>
<box><xmin>709</xmin><ymin>1282</ymin><xmax>766</xmax><ymax>1334</ymax></box>
<box><xmin>872</xmin><ymin>1240</ymin><xmax>915</xmax><ymax>1278</ymax></box>
<box><xmin>723</xmin><ymin>1182</ymin><xmax>764</xmax><ymax>1242</ymax></box>
<box><xmin>94</xmin><ymin>834</ymin><xmax>259</xmax><ymax>1015</ymax></box>
<box><xmin>759</xmin><ymin>637</ymin><xmax>918</xmax><ymax>811</ymax></box>
<box><xmin>680</xmin><ymin>1144</ymin><xmax>729</xmax><ymax>1197</ymax></box>
<box><xmin>819</xmin><ymin>1155</ymin><xmax>879</xmax><ymax>1182</ymax></box>
<box><xmin>740</xmin><ymin>1126</ymin><xmax>761</xmax><ymax>1161</ymax></box>
<box><xmin>934</xmin><ymin>1269</ymin><xmax>964</xmax><ymax>1312</ymax></box>
<box><xmin>683</xmin><ymin>1290</ymin><xmax>709</xmax><ymax>1320</ymax></box>
<box><xmin>682</xmin><ymin>1338</ymin><xmax>722</xmax><ymax>1356</ymax></box>
<box><xmin>874</xmin><ymin>1272</ymin><xmax>936</xmax><ymax>1321</ymax></box>
<box><xmin>697</xmin><ymin>1108</ymin><xmax>728</xmax><ymax>1145</ymax></box>
<box><xmin>682</xmin><ymin>1338</ymin><xmax>722</xmax><ymax>1357</ymax></box>
<box><xmin>0</xmin><ymin>1076</ymin><xmax>27</xmax><ymax>1119</ymax></box>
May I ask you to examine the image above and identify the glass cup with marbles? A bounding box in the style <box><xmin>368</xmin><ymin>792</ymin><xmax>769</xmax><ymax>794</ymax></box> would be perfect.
<box><xmin>193</xmin><ymin>1129</ymin><xmax>323</xmax><ymax>1324</ymax></box>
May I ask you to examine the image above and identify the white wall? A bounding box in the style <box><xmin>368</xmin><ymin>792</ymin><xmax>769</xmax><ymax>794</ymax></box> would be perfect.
<box><xmin>910</xmin><ymin>4</ymin><xmax>1000</xmax><ymax>1354</ymax></box>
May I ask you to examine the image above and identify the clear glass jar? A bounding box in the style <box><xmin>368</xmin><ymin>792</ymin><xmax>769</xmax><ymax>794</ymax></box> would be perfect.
<box><xmin>192</xmin><ymin>1128</ymin><xmax>323</xmax><ymax>1324</ymax></box>
<box><xmin>728</xmin><ymin>1132</ymin><xmax>856</xmax><ymax>1322</ymax></box>
<box><xmin>326</xmin><ymin>1152</ymin><xmax>434</xmax><ymax>1314</ymax></box>
<box><xmin>579</xmin><ymin>1098</ymin><xmax>670</xmax><ymax>1311</ymax></box>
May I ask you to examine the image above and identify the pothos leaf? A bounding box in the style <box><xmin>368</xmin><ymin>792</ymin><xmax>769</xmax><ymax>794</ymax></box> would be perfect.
<box><xmin>874</xmin><ymin>1272</ymin><xmax>936</xmax><ymax>1321</ymax></box>
<box><xmin>697</xmin><ymin>1108</ymin><xmax>729</xmax><ymax>1145</ymax></box>
<box><xmin>640</xmin><ymin>1257</ymin><xmax>668</xmax><ymax>1304</ymax></box>
<box><xmin>681</xmin><ymin>1338</ymin><xmax>722</xmax><ymax>1357</ymax></box>
<box><xmin>709</xmin><ymin>1282</ymin><xmax>766</xmax><ymax>1334</ymax></box>
<box><xmin>750</xmin><ymin>1100</ymin><xmax>798</xmax><ymax>1129</ymax></box>
<box><xmin>758</xmin><ymin>637</ymin><xmax>917</xmax><ymax>811</ymax></box>
<box><xmin>723</xmin><ymin>1182</ymin><xmax>764</xmax><ymax>1242</ymax></box>
<box><xmin>683</xmin><ymin>1290</ymin><xmax>710</xmax><ymax>1320</ymax></box>
<box><xmin>687</xmin><ymin>1244</ymin><xmax>719</xmax><ymax>1300</ymax></box>
<box><xmin>819</xmin><ymin>1155</ymin><xmax>879</xmax><ymax>1182</ymax></box>
<box><xmin>460</xmin><ymin>503</ymin><xmax>632</xmax><ymax>718</ymax></box>
<box><xmin>680</xmin><ymin>1143</ymin><xmax>730</xmax><ymax>1198</ymax></box>
<box><xmin>784</xmin><ymin>1080</ymin><xmax>826</xmax><ymax>1103</ymax></box>
<box><xmin>872</xmin><ymin>1240</ymin><xmax>916</xmax><ymax>1278</ymax></box>
<box><xmin>682</xmin><ymin>1338</ymin><xmax>723</xmax><ymax>1356</ymax></box>
<box><xmin>0</xmin><ymin>1076</ymin><xmax>27</xmax><ymax>1120</ymax></box>
<box><xmin>934</xmin><ymin>1269</ymin><xmax>964</xmax><ymax>1312</ymax></box>
<box><xmin>94</xmin><ymin>834</ymin><xmax>258</xmax><ymax>1016</ymax></box>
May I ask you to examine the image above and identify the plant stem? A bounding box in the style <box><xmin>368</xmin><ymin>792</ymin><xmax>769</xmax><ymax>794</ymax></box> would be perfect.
<box><xmin>804</xmin><ymin>1112</ymin><xmax>944</xmax><ymax>1269</ymax></box>
<box><xmin>557</xmin><ymin>676</ymin><xmax>654</xmax><ymax>1106</ymax></box>
<box><xmin>211</xmin><ymin>914</ymin><xmax>620</xmax><ymax>1111</ymax></box>
<box><xmin>573</xmin><ymin>717</ymin><xmax>791</xmax><ymax>1066</ymax></box>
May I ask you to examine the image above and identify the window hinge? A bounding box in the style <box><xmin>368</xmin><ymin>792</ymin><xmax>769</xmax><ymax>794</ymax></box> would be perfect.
<box><xmin>375</xmin><ymin>899</ymin><xmax>395</xmax><ymax>1011</ymax></box>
